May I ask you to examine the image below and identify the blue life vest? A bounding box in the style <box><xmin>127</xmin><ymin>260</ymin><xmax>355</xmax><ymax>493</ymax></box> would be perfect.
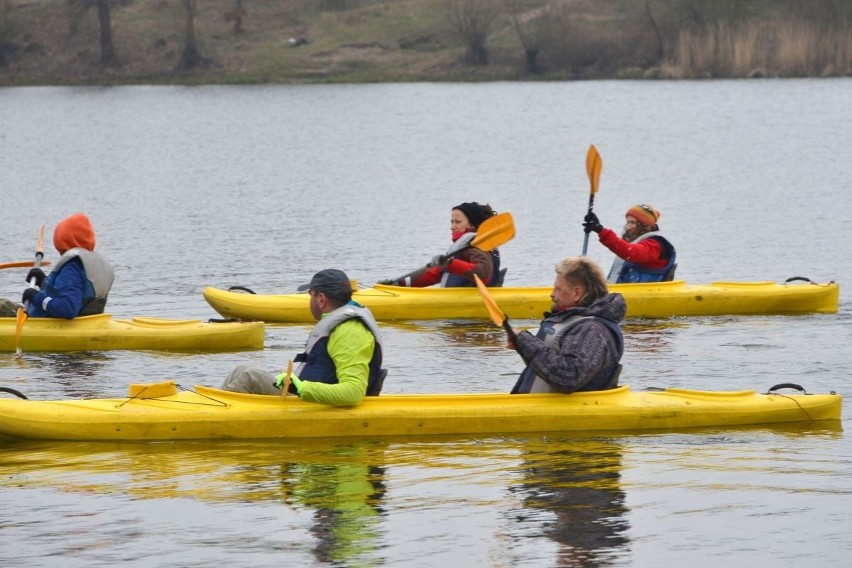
<box><xmin>294</xmin><ymin>302</ymin><xmax>384</xmax><ymax>395</ymax></box>
<box><xmin>27</xmin><ymin>248</ymin><xmax>114</xmax><ymax>317</ymax></box>
<box><xmin>614</xmin><ymin>233</ymin><xmax>676</xmax><ymax>284</ymax></box>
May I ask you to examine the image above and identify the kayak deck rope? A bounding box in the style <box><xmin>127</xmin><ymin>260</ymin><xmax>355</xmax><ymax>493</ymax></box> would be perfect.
<box><xmin>765</xmin><ymin>383</ymin><xmax>829</xmax><ymax>423</ymax></box>
<box><xmin>0</xmin><ymin>386</ymin><xmax>28</xmax><ymax>400</ymax></box>
<box><xmin>117</xmin><ymin>383</ymin><xmax>228</xmax><ymax>408</ymax></box>
<box><xmin>228</xmin><ymin>285</ymin><xmax>256</xmax><ymax>294</ymax></box>
<box><xmin>784</xmin><ymin>276</ymin><xmax>836</xmax><ymax>287</ymax></box>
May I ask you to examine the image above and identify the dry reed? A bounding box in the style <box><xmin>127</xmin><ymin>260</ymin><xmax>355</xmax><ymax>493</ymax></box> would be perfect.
<box><xmin>668</xmin><ymin>20</ymin><xmax>852</xmax><ymax>78</ymax></box>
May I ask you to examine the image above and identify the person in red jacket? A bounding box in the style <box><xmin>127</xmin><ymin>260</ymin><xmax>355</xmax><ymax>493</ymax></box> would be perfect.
<box><xmin>583</xmin><ymin>203</ymin><xmax>677</xmax><ymax>283</ymax></box>
<box><xmin>380</xmin><ymin>202</ymin><xmax>504</xmax><ymax>287</ymax></box>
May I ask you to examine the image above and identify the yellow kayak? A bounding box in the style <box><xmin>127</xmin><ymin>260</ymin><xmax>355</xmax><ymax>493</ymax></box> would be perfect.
<box><xmin>203</xmin><ymin>278</ymin><xmax>839</xmax><ymax>322</ymax></box>
<box><xmin>0</xmin><ymin>381</ymin><xmax>840</xmax><ymax>441</ymax></box>
<box><xmin>0</xmin><ymin>314</ymin><xmax>264</xmax><ymax>352</ymax></box>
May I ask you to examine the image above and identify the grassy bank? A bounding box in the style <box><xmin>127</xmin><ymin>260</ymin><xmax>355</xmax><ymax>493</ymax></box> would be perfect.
<box><xmin>1</xmin><ymin>0</ymin><xmax>851</xmax><ymax>86</ymax></box>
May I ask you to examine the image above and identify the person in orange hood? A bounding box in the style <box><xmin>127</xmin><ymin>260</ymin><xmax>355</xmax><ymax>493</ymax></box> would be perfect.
<box><xmin>21</xmin><ymin>213</ymin><xmax>115</xmax><ymax>319</ymax></box>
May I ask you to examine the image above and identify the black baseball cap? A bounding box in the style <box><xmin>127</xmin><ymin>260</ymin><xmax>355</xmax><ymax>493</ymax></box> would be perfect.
<box><xmin>297</xmin><ymin>268</ymin><xmax>353</xmax><ymax>301</ymax></box>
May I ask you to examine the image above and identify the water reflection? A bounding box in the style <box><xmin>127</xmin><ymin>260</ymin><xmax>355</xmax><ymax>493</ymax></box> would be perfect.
<box><xmin>506</xmin><ymin>437</ymin><xmax>630</xmax><ymax>567</ymax></box>
<box><xmin>278</xmin><ymin>444</ymin><xmax>387</xmax><ymax>565</ymax></box>
<box><xmin>621</xmin><ymin>320</ymin><xmax>689</xmax><ymax>355</ymax></box>
<box><xmin>0</xmin><ymin>435</ymin><xmax>634</xmax><ymax>565</ymax></box>
<box><xmin>0</xmin><ymin>351</ymin><xmax>113</xmax><ymax>398</ymax></box>
<box><xmin>2</xmin><ymin>427</ymin><xmax>842</xmax><ymax>566</ymax></box>
<box><xmin>0</xmin><ymin>438</ymin><xmax>389</xmax><ymax>566</ymax></box>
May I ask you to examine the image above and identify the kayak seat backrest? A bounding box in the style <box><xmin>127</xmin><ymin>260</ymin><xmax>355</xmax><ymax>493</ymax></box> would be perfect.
<box><xmin>663</xmin><ymin>263</ymin><xmax>677</xmax><ymax>282</ymax></box>
<box><xmin>366</xmin><ymin>368</ymin><xmax>387</xmax><ymax>396</ymax></box>
<box><xmin>604</xmin><ymin>364</ymin><xmax>622</xmax><ymax>390</ymax></box>
<box><xmin>492</xmin><ymin>268</ymin><xmax>508</xmax><ymax>287</ymax></box>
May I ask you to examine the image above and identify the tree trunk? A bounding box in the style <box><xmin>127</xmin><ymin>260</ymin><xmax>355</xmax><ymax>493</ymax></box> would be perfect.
<box><xmin>643</xmin><ymin>0</ymin><xmax>664</xmax><ymax>64</ymax></box>
<box><xmin>178</xmin><ymin>0</ymin><xmax>204</xmax><ymax>70</ymax></box>
<box><xmin>96</xmin><ymin>0</ymin><xmax>116</xmax><ymax>67</ymax></box>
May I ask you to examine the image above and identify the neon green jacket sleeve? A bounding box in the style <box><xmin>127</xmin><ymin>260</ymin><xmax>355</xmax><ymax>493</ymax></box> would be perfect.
<box><xmin>298</xmin><ymin>319</ymin><xmax>375</xmax><ymax>406</ymax></box>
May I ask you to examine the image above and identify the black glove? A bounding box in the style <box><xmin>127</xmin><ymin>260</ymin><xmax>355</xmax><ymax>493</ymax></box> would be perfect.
<box><xmin>22</xmin><ymin>288</ymin><xmax>39</xmax><ymax>305</ymax></box>
<box><xmin>377</xmin><ymin>279</ymin><xmax>402</xmax><ymax>286</ymax></box>
<box><xmin>25</xmin><ymin>268</ymin><xmax>46</xmax><ymax>288</ymax></box>
<box><xmin>583</xmin><ymin>212</ymin><xmax>603</xmax><ymax>234</ymax></box>
<box><xmin>431</xmin><ymin>254</ymin><xmax>450</xmax><ymax>268</ymax></box>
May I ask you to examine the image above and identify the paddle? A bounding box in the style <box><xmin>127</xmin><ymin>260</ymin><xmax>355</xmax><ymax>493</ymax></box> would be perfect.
<box><xmin>582</xmin><ymin>144</ymin><xmax>602</xmax><ymax>255</ymax></box>
<box><xmin>0</xmin><ymin>260</ymin><xmax>51</xmax><ymax>270</ymax></box>
<box><xmin>473</xmin><ymin>274</ymin><xmax>518</xmax><ymax>344</ymax></box>
<box><xmin>385</xmin><ymin>212</ymin><xmax>515</xmax><ymax>285</ymax></box>
<box><xmin>16</xmin><ymin>224</ymin><xmax>46</xmax><ymax>356</ymax></box>
<box><xmin>281</xmin><ymin>360</ymin><xmax>293</xmax><ymax>399</ymax></box>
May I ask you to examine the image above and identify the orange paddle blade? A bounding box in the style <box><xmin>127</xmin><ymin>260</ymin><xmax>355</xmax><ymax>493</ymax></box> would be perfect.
<box><xmin>281</xmin><ymin>360</ymin><xmax>293</xmax><ymax>399</ymax></box>
<box><xmin>15</xmin><ymin>307</ymin><xmax>27</xmax><ymax>356</ymax></box>
<box><xmin>585</xmin><ymin>145</ymin><xmax>602</xmax><ymax>195</ymax></box>
<box><xmin>474</xmin><ymin>275</ymin><xmax>507</xmax><ymax>328</ymax></box>
<box><xmin>470</xmin><ymin>212</ymin><xmax>515</xmax><ymax>252</ymax></box>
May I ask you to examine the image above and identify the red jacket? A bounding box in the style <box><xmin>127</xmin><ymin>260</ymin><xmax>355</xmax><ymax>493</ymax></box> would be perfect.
<box><xmin>598</xmin><ymin>228</ymin><xmax>669</xmax><ymax>270</ymax></box>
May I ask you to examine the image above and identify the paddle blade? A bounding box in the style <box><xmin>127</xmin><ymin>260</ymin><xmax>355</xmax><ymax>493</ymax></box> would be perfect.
<box><xmin>470</xmin><ymin>212</ymin><xmax>515</xmax><ymax>252</ymax></box>
<box><xmin>586</xmin><ymin>145</ymin><xmax>602</xmax><ymax>195</ymax></box>
<box><xmin>474</xmin><ymin>275</ymin><xmax>507</xmax><ymax>328</ymax></box>
<box><xmin>15</xmin><ymin>307</ymin><xmax>27</xmax><ymax>356</ymax></box>
<box><xmin>281</xmin><ymin>360</ymin><xmax>293</xmax><ymax>399</ymax></box>
<box><xmin>387</xmin><ymin>211</ymin><xmax>515</xmax><ymax>284</ymax></box>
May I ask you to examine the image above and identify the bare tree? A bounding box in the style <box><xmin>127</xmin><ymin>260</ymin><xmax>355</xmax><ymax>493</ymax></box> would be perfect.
<box><xmin>0</xmin><ymin>0</ymin><xmax>11</xmax><ymax>67</ymax></box>
<box><xmin>66</xmin><ymin>0</ymin><xmax>117</xmax><ymax>67</ymax></box>
<box><xmin>177</xmin><ymin>0</ymin><xmax>206</xmax><ymax>71</ymax></box>
<box><xmin>224</xmin><ymin>0</ymin><xmax>247</xmax><ymax>34</ymax></box>
<box><xmin>94</xmin><ymin>0</ymin><xmax>116</xmax><ymax>66</ymax></box>
<box><xmin>446</xmin><ymin>0</ymin><xmax>502</xmax><ymax>65</ymax></box>
<box><xmin>509</xmin><ymin>0</ymin><xmax>553</xmax><ymax>74</ymax></box>
<box><xmin>643</xmin><ymin>0</ymin><xmax>665</xmax><ymax>64</ymax></box>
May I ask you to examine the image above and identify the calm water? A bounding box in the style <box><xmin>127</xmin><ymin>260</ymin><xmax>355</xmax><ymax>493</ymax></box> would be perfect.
<box><xmin>1</xmin><ymin>80</ymin><xmax>851</xmax><ymax>567</ymax></box>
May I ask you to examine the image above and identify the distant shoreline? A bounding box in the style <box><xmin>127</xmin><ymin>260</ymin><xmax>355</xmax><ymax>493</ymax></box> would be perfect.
<box><xmin>2</xmin><ymin>0</ymin><xmax>850</xmax><ymax>87</ymax></box>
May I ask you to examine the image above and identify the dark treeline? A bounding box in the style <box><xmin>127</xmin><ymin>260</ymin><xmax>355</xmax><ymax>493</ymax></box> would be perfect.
<box><xmin>1</xmin><ymin>0</ymin><xmax>850</xmax><ymax>85</ymax></box>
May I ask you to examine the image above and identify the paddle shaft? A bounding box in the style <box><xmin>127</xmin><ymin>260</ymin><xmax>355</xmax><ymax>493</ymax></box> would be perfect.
<box><xmin>393</xmin><ymin>245</ymin><xmax>473</xmax><ymax>283</ymax></box>
<box><xmin>581</xmin><ymin>193</ymin><xmax>596</xmax><ymax>256</ymax></box>
<box><xmin>389</xmin><ymin>212</ymin><xmax>514</xmax><ymax>284</ymax></box>
<box><xmin>22</xmin><ymin>232</ymin><xmax>46</xmax><ymax>309</ymax></box>
<box><xmin>16</xmin><ymin>225</ymin><xmax>45</xmax><ymax>356</ymax></box>
<box><xmin>0</xmin><ymin>260</ymin><xmax>51</xmax><ymax>270</ymax></box>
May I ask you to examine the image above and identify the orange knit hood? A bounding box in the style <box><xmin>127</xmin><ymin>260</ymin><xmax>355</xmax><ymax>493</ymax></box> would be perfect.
<box><xmin>53</xmin><ymin>213</ymin><xmax>96</xmax><ymax>253</ymax></box>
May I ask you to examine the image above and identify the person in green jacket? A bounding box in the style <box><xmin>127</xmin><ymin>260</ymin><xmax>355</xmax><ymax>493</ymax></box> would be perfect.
<box><xmin>221</xmin><ymin>269</ymin><xmax>385</xmax><ymax>406</ymax></box>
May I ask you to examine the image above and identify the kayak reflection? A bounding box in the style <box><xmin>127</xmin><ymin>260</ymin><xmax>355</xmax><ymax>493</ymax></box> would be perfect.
<box><xmin>0</xmin><ymin>438</ymin><xmax>388</xmax><ymax>566</ymax></box>
<box><xmin>507</xmin><ymin>437</ymin><xmax>629</xmax><ymax>566</ymax></box>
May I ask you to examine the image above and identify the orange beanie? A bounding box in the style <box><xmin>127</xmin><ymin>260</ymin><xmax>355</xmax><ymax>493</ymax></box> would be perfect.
<box><xmin>625</xmin><ymin>204</ymin><xmax>660</xmax><ymax>227</ymax></box>
<box><xmin>53</xmin><ymin>213</ymin><xmax>96</xmax><ymax>253</ymax></box>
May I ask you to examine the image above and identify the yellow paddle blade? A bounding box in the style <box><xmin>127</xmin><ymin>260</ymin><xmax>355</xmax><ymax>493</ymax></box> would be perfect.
<box><xmin>470</xmin><ymin>212</ymin><xmax>515</xmax><ymax>252</ymax></box>
<box><xmin>586</xmin><ymin>145</ymin><xmax>602</xmax><ymax>195</ymax></box>
<box><xmin>281</xmin><ymin>359</ymin><xmax>293</xmax><ymax>399</ymax></box>
<box><xmin>15</xmin><ymin>307</ymin><xmax>27</xmax><ymax>356</ymax></box>
<box><xmin>474</xmin><ymin>275</ymin><xmax>507</xmax><ymax>328</ymax></box>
